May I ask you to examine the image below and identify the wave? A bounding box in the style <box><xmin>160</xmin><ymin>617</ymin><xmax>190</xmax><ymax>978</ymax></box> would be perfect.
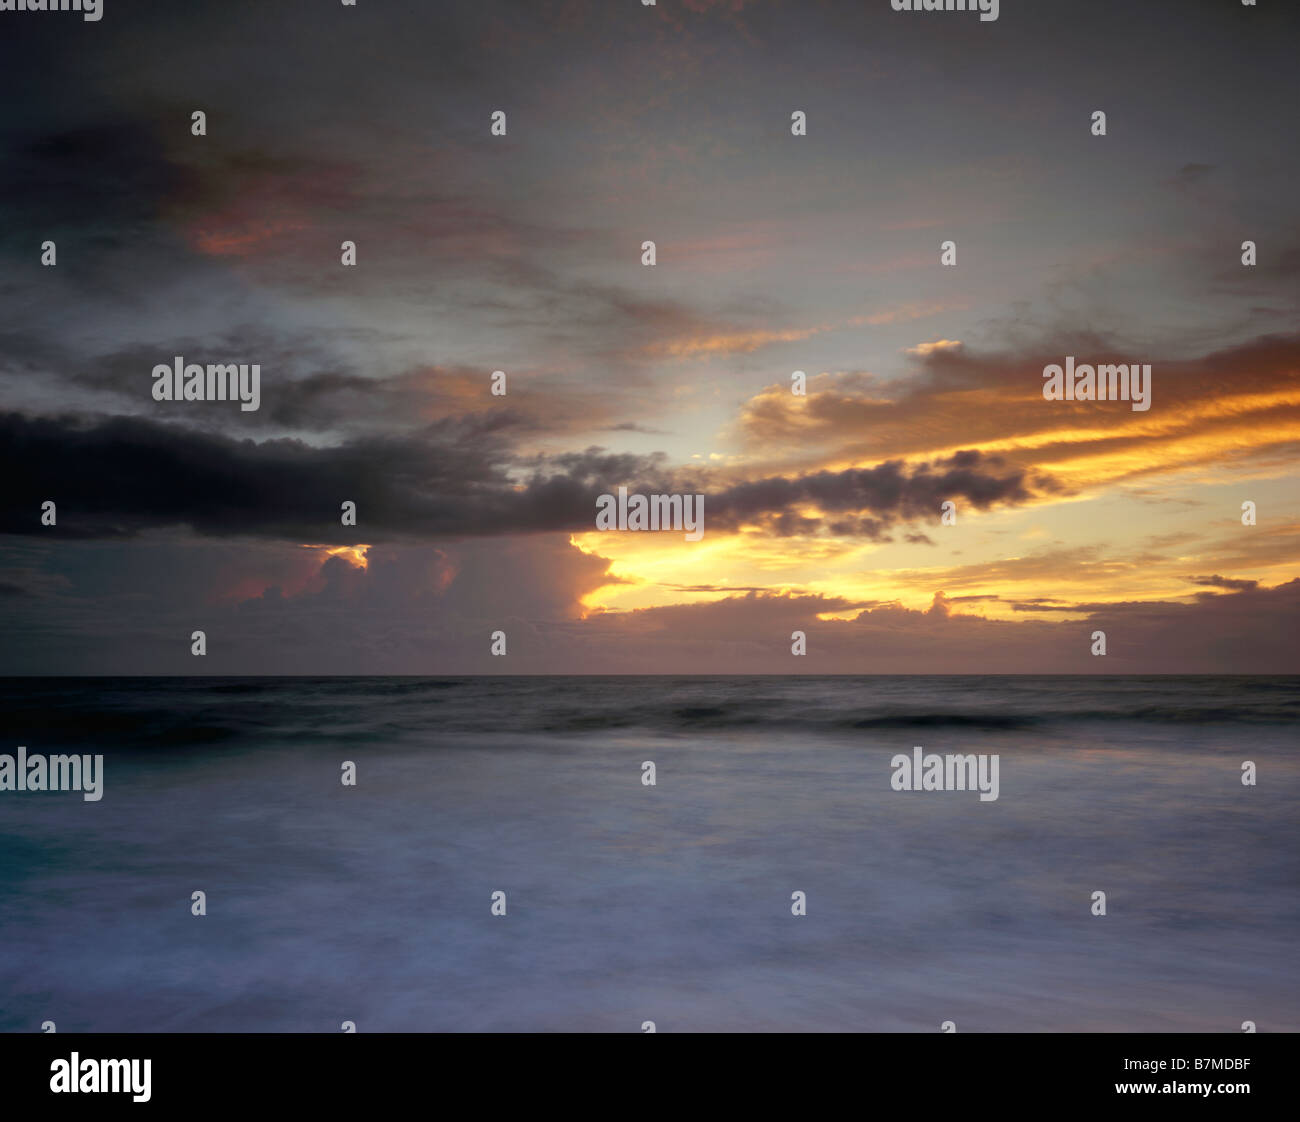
<box><xmin>0</xmin><ymin>675</ymin><xmax>1296</xmax><ymax>749</ymax></box>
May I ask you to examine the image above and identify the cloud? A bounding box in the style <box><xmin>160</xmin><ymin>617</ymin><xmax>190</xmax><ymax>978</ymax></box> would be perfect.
<box><xmin>0</xmin><ymin>409</ymin><xmax>1040</xmax><ymax>544</ymax></box>
<box><xmin>904</xmin><ymin>339</ymin><xmax>963</xmax><ymax>356</ymax></box>
<box><xmin>647</xmin><ymin>325</ymin><xmax>823</xmax><ymax>358</ymax></box>
<box><xmin>732</xmin><ymin>334</ymin><xmax>1300</xmax><ymax>492</ymax></box>
<box><xmin>704</xmin><ymin>449</ymin><xmax>1035</xmax><ymax>536</ymax></box>
<box><xmin>5</xmin><ymin>530</ymin><xmax>1294</xmax><ymax>674</ymax></box>
<box><xmin>0</xmin><ymin>411</ymin><xmax>651</xmax><ymax>542</ymax></box>
<box><xmin>1189</xmin><ymin>574</ymin><xmax>1259</xmax><ymax>592</ymax></box>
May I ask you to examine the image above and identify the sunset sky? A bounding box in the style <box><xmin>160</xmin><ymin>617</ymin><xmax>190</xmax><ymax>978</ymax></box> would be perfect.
<box><xmin>1</xmin><ymin>0</ymin><xmax>1297</xmax><ymax>673</ymax></box>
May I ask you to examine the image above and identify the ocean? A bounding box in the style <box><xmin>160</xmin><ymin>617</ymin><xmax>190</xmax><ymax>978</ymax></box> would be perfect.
<box><xmin>1</xmin><ymin>675</ymin><xmax>1296</xmax><ymax>1032</ymax></box>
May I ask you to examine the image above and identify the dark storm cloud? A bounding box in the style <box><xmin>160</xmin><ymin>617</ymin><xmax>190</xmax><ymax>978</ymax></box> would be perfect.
<box><xmin>0</xmin><ymin>411</ymin><xmax>659</xmax><ymax>542</ymax></box>
<box><xmin>1190</xmin><ymin>574</ymin><xmax>1259</xmax><ymax>593</ymax></box>
<box><xmin>706</xmin><ymin>450</ymin><xmax>1034</xmax><ymax>535</ymax></box>
<box><xmin>0</xmin><ymin>412</ymin><xmax>1038</xmax><ymax>543</ymax></box>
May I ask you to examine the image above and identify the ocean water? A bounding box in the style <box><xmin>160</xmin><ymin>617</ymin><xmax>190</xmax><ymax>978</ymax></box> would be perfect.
<box><xmin>1</xmin><ymin>675</ymin><xmax>1296</xmax><ymax>1033</ymax></box>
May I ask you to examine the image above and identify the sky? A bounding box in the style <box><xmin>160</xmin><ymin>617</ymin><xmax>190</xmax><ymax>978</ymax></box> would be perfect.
<box><xmin>0</xmin><ymin>0</ymin><xmax>1297</xmax><ymax>674</ymax></box>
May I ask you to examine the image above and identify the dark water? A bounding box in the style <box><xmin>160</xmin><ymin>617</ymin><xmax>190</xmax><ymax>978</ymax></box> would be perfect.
<box><xmin>1</xmin><ymin>676</ymin><xmax>1297</xmax><ymax>1032</ymax></box>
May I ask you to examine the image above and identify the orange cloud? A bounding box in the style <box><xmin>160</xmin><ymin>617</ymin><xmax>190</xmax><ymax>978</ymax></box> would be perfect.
<box><xmin>648</xmin><ymin>324</ymin><xmax>825</xmax><ymax>358</ymax></box>
<box><xmin>192</xmin><ymin>218</ymin><xmax>307</xmax><ymax>257</ymax></box>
